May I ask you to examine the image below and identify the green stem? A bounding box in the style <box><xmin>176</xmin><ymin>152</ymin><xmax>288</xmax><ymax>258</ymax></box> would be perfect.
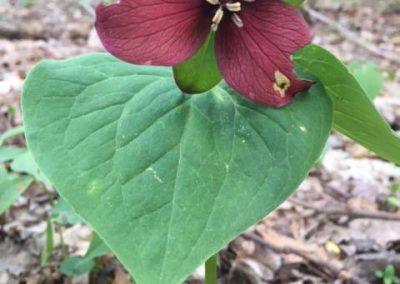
<box><xmin>205</xmin><ymin>254</ymin><xmax>218</xmax><ymax>284</ymax></box>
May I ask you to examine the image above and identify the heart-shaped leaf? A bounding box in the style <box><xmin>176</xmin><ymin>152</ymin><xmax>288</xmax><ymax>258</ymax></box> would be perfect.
<box><xmin>22</xmin><ymin>54</ymin><xmax>332</xmax><ymax>284</ymax></box>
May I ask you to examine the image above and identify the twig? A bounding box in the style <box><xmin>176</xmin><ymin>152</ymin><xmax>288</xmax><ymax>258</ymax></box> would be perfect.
<box><xmin>241</xmin><ymin>233</ymin><xmax>359</xmax><ymax>282</ymax></box>
<box><xmin>290</xmin><ymin>198</ymin><xmax>400</xmax><ymax>221</ymax></box>
<box><xmin>303</xmin><ymin>5</ymin><xmax>400</xmax><ymax>65</ymax></box>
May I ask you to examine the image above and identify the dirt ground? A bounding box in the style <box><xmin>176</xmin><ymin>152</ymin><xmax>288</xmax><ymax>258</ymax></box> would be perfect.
<box><xmin>1</xmin><ymin>0</ymin><xmax>400</xmax><ymax>283</ymax></box>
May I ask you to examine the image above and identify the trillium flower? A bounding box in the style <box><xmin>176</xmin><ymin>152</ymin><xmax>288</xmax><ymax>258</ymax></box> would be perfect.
<box><xmin>95</xmin><ymin>0</ymin><xmax>312</xmax><ymax>107</ymax></box>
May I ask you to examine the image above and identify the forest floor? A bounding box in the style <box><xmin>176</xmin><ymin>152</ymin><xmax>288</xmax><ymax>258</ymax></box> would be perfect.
<box><xmin>1</xmin><ymin>0</ymin><xmax>400</xmax><ymax>283</ymax></box>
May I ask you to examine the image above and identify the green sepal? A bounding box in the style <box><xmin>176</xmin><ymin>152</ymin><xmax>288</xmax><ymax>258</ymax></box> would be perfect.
<box><xmin>173</xmin><ymin>33</ymin><xmax>222</xmax><ymax>94</ymax></box>
<box><xmin>283</xmin><ymin>0</ymin><xmax>306</xmax><ymax>7</ymax></box>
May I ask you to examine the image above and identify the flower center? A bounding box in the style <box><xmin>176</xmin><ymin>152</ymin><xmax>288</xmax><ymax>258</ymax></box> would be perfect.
<box><xmin>205</xmin><ymin>0</ymin><xmax>252</xmax><ymax>32</ymax></box>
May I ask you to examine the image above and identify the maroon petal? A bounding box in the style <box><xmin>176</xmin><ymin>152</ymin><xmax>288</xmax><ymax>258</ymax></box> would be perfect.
<box><xmin>215</xmin><ymin>0</ymin><xmax>312</xmax><ymax>107</ymax></box>
<box><xmin>95</xmin><ymin>0</ymin><xmax>211</xmax><ymax>66</ymax></box>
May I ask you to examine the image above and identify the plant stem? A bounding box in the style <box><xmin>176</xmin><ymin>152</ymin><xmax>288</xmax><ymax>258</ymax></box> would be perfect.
<box><xmin>205</xmin><ymin>253</ymin><xmax>218</xmax><ymax>284</ymax></box>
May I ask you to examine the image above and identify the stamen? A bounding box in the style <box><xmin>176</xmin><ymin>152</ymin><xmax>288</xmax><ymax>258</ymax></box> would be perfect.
<box><xmin>211</xmin><ymin>7</ymin><xmax>224</xmax><ymax>32</ymax></box>
<box><xmin>231</xmin><ymin>13</ymin><xmax>243</xmax><ymax>28</ymax></box>
<box><xmin>225</xmin><ymin>2</ymin><xmax>241</xmax><ymax>12</ymax></box>
<box><xmin>273</xmin><ymin>71</ymin><xmax>291</xmax><ymax>98</ymax></box>
<box><xmin>206</xmin><ymin>0</ymin><xmax>220</xmax><ymax>5</ymax></box>
<box><xmin>206</xmin><ymin>0</ymin><xmax>249</xmax><ymax>31</ymax></box>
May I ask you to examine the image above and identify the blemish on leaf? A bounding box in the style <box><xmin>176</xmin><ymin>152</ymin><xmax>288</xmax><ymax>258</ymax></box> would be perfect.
<box><xmin>213</xmin><ymin>91</ymin><xmax>225</xmax><ymax>101</ymax></box>
<box><xmin>273</xmin><ymin>71</ymin><xmax>291</xmax><ymax>98</ymax></box>
<box><xmin>299</xmin><ymin>126</ymin><xmax>307</xmax><ymax>132</ymax></box>
<box><xmin>88</xmin><ymin>181</ymin><xmax>101</xmax><ymax>195</ymax></box>
<box><xmin>147</xmin><ymin>167</ymin><xmax>163</xmax><ymax>183</ymax></box>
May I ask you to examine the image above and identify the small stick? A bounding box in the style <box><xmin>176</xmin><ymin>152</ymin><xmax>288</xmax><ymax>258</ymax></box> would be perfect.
<box><xmin>290</xmin><ymin>198</ymin><xmax>400</xmax><ymax>221</ymax></box>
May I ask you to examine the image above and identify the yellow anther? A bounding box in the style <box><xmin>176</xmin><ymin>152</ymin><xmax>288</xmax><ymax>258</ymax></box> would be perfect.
<box><xmin>226</xmin><ymin>2</ymin><xmax>241</xmax><ymax>12</ymax></box>
<box><xmin>207</xmin><ymin>0</ymin><xmax>248</xmax><ymax>31</ymax></box>
<box><xmin>273</xmin><ymin>71</ymin><xmax>291</xmax><ymax>98</ymax></box>
<box><xmin>205</xmin><ymin>0</ymin><xmax>219</xmax><ymax>5</ymax></box>
<box><xmin>231</xmin><ymin>13</ymin><xmax>243</xmax><ymax>28</ymax></box>
<box><xmin>211</xmin><ymin>7</ymin><xmax>224</xmax><ymax>31</ymax></box>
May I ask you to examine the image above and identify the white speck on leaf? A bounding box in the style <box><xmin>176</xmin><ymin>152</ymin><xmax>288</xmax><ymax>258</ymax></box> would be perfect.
<box><xmin>299</xmin><ymin>126</ymin><xmax>307</xmax><ymax>132</ymax></box>
<box><xmin>147</xmin><ymin>167</ymin><xmax>163</xmax><ymax>183</ymax></box>
<box><xmin>214</xmin><ymin>92</ymin><xmax>225</xmax><ymax>101</ymax></box>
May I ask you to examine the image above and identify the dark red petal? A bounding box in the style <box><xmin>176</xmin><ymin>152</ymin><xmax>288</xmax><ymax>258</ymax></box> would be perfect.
<box><xmin>215</xmin><ymin>0</ymin><xmax>312</xmax><ymax>107</ymax></box>
<box><xmin>95</xmin><ymin>0</ymin><xmax>211</xmax><ymax>66</ymax></box>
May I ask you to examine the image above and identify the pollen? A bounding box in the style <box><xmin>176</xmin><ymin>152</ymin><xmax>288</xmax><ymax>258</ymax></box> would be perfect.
<box><xmin>273</xmin><ymin>71</ymin><xmax>291</xmax><ymax>98</ymax></box>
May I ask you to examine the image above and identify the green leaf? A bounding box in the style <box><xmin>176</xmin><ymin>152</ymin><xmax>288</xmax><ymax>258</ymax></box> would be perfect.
<box><xmin>0</xmin><ymin>139</ymin><xmax>48</xmax><ymax>182</ymax></box>
<box><xmin>376</xmin><ymin>270</ymin><xmax>384</xmax><ymax>279</ymax></box>
<box><xmin>173</xmin><ymin>33</ymin><xmax>222</xmax><ymax>94</ymax></box>
<box><xmin>60</xmin><ymin>256</ymin><xmax>94</xmax><ymax>277</ymax></box>
<box><xmin>294</xmin><ymin>44</ymin><xmax>400</xmax><ymax>165</ymax></box>
<box><xmin>0</xmin><ymin>125</ymin><xmax>24</xmax><ymax>145</ymax></box>
<box><xmin>10</xmin><ymin>150</ymin><xmax>48</xmax><ymax>182</ymax></box>
<box><xmin>84</xmin><ymin>233</ymin><xmax>110</xmax><ymax>261</ymax></box>
<box><xmin>0</xmin><ymin>166</ymin><xmax>32</xmax><ymax>214</ymax></box>
<box><xmin>0</xmin><ymin>146</ymin><xmax>26</xmax><ymax>163</ymax></box>
<box><xmin>51</xmin><ymin>197</ymin><xmax>82</xmax><ymax>226</ymax></box>
<box><xmin>60</xmin><ymin>232</ymin><xmax>110</xmax><ymax>277</ymax></box>
<box><xmin>388</xmin><ymin>196</ymin><xmax>400</xmax><ymax>209</ymax></box>
<box><xmin>348</xmin><ymin>62</ymin><xmax>383</xmax><ymax>100</ymax></box>
<box><xmin>22</xmin><ymin>53</ymin><xmax>332</xmax><ymax>284</ymax></box>
<box><xmin>0</xmin><ymin>145</ymin><xmax>48</xmax><ymax>183</ymax></box>
<box><xmin>384</xmin><ymin>265</ymin><xmax>396</xmax><ymax>284</ymax></box>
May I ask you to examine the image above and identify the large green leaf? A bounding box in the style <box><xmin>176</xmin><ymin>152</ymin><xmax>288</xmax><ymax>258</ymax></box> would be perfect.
<box><xmin>294</xmin><ymin>44</ymin><xmax>400</xmax><ymax>164</ymax></box>
<box><xmin>22</xmin><ymin>53</ymin><xmax>332</xmax><ymax>284</ymax></box>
